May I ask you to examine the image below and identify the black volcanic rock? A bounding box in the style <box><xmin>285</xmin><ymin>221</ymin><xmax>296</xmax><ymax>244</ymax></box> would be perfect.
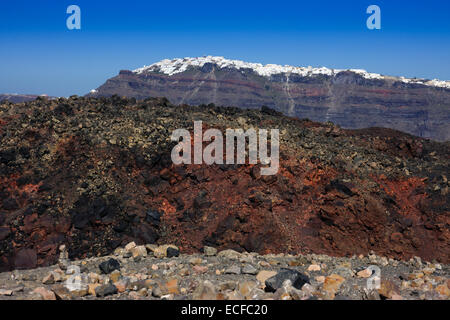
<box><xmin>0</xmin><ymin>227</ymin><xmax>10</xmax><ymax>241</ymax></box>
<box><xmin>265</xmin><ymin>268</ymin><xmax>310</xmax><ymax>292</ymax></box>
<box><xmin>95</xmin><ymin>283</ymin><xmax>118</xmax><ymax>297</ymax></box>
<box><xmin>14</xmin><ymin>249</ymin><xmax>37</xmax><ymax>270</ymax></box>
<box><xmin>99</xmin><ymin>258</ymin><xmax>120</xmax><ymax>274</ymax></box>
<box><xmin>166</xmin><ymin>247</ymin><xmax>180</xmax><ymax>258</ymax></box>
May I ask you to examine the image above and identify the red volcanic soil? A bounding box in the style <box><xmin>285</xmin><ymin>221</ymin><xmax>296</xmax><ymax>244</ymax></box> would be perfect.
<box><xmin>153</xmin><ymin>152</ymin><xmax>447</xmax><ymax>262</ymax></box>
<box><xmin>0</xmin><ymin>96</ymin><xmax>448</xmax><ymax>271</ymax></box>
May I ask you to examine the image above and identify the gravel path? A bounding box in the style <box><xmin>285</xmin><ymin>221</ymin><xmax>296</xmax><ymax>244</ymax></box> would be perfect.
<box><xmin>0</xmin><ymin>243</ymin><xmax>448</xmax><ymax>300</ymax></box>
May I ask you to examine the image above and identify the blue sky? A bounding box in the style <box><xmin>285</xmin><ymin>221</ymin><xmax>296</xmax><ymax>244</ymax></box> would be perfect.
<box><xmin>1</xmin><ymin>0</ymin><xmax>449</xmax><ymax>97</ymax></box>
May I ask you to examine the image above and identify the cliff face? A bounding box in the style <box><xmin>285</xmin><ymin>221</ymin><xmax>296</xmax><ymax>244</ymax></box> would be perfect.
<box><xmin>88</xmin><ymin>57</ymin><xmax>450</xmax><ymax>142</ymax></box>
<box><xmin>1</xmin><ymin>96</ymin><xmax>449</xmax><ymax>271</ymax></box>
<box><xmin>0</xmin><ymin>94</ymin><xmax>52</xmax><ymax>104</ymax></box>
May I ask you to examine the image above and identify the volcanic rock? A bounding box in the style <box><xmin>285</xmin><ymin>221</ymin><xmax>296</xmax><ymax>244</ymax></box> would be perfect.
<box><xmin>99</xmin><ymin>258</ymin><xmax>120</xmax><ymax>274</ymax></box>
<box><xmin>265</xmin><ymin>268</ymin><xmax>310</xmax><ymax>292</ymax></box>
<box><xmin>14</xmin><ymin>249</ymin><xmax>37</xmax><ymax>270</ymax></box>
<box><xmin>0</xmin><ymin>227</ymin><xmax>10</xmax><ymax>241</ymax></box>
<box><xmin>166</xmin><ymin>247</ymin><xmax>180</xmax><ymax>258</ymax></box>
<box><xmin>242</xmin><ymin>264</ymin><xmax>258</xmax><ymax>275</ymax></box>
<box><xmin>95</xmin><ymin>283</ymin><xmax>118</xmax><ymax>297</ymax></box>
<box><xmin>33</xmin><ymin>287</ymin><xmax>56</xmax><ymax>300</ymax></box>
<box><xmin>192</xmin><ymin>280</ymin><xmax>218</xmax><ymax>300</ymax></box>
<box><xmin>203</xmin><ymin>246</ymin><xmax>217</xmax><ymax>256</ymax></box>
<box><xmin>0</xmin><ymin>96</ymin><xmax>449</xmax><ymax>272</ymax></box>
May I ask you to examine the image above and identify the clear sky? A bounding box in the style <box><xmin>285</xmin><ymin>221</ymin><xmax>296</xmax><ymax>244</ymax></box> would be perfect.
<box><xmin>1</xmin><ymin>0</ymin><xmax>450</xmax><ymax>97</ymax></box>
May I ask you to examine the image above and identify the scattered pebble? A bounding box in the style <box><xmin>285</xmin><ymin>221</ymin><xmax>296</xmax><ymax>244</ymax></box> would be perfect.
<box><xmin>0</xmin><ymin>243</ymin><xmax>447</xmax><ymax>300</ymax></box>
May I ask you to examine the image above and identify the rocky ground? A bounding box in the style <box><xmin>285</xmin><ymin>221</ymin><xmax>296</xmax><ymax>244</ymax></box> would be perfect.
<box><xmin>0</xmin><ymin>243</ymin><xmax>448</xmax><ymax>300</ymax></box>
<box><xmin>0</xmin><ymin>96</ymin><xmax>449</xmax><ymax>280</ymax></box>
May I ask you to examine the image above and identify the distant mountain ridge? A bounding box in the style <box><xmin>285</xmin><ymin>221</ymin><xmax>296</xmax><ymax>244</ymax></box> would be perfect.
<box><xmin>0</xmin><ymin>94</ymin><xmax>54</xmax><ymax>103</ymax></box>
<box><xmin>88</xmin><ymin>56</ymin><xmax>450</xmax><ymax>141</ymax></box>
<box><xmin>133</xmin><ymin>56</ymin><xmax>450</xmax><ymax>89</ymax></box>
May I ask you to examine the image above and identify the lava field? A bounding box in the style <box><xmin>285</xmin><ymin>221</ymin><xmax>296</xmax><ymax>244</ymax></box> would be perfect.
<box><xmin>0</xmin><ymin>96</ymin><xmax>448</xmax><ymax>271</ymax></box>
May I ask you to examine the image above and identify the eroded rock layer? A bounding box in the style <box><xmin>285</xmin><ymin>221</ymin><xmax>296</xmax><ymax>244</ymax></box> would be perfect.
<box><xmin>88</xmin><ymin>58</ymin><xmax>450</xmax><ymax>141</ymax></box>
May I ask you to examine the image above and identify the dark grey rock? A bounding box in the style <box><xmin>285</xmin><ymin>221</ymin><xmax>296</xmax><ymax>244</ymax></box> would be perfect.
<box><xmin>146</xmin><ymin>209</ymin><xmax>162</xmax><ymax>225</ymax></box>
<box><xmin>99</xmin><ymin>258</ymin><xmax>120</xmax><ymax>274</ymax></box>
<box><xmin>265</xmin><ymin>268</ymin><xmax>310</xmax><ymax>292</ymax></box>
<box><xmin>242</xmin><ymin>264</ymin><xmax>258</xmax><ymax>275</ymax></box>
<box><xmin>95</xmin><ymin>283</ymin><xmax>118</xmax><ymax>297</ymax></box>
<box><xmin>225</xmin><ymin>265</ymin><xmax>241</xmax><ymax>275</ymax></box>
<box><xmin>166</xmin><ymin>247</ymin><xmax>180</xmax><ymax>258</ymax></box>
